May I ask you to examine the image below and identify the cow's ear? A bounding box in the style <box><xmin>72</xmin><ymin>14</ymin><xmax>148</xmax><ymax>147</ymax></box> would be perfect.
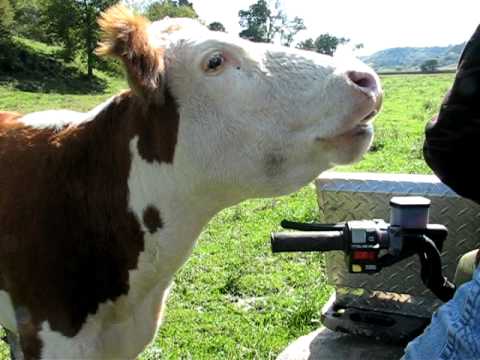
<box><xmin>96</xmin><ymin>4</ymin><xmax>164</xmax><ymax>97</ymax></box>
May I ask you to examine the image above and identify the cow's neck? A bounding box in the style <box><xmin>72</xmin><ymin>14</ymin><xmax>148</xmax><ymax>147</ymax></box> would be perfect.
<box><xmin>39</xmin><ymin>89</ymin><xmax>216</xmax><ymax>305</ymax></box>
<box><xmin>91</xmin><ymin>91</ymin><xmax>225</xmax><ymax>300</ymax></box>
<box><xmin>125</xmin><ymin>142</ymin><xmax>226</xmax><ymax>299</ymax></box>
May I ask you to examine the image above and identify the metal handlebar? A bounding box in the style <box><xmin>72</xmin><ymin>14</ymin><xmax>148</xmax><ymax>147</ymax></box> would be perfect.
<box><xmin>271</xmin><ymin>231</ymin><xmax>345</xmax><ymax>253</ymax></box>
<box><xmin>270</xmin><ymin>197</ymin><xmax>456</xmax><ymax>302</ymax></box>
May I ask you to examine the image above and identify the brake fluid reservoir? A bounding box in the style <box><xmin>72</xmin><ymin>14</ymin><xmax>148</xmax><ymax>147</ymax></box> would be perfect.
<box><xmin>390</xmin><ymin>196</ymin><xmax>431</xmax><ymax>229</ymax></box>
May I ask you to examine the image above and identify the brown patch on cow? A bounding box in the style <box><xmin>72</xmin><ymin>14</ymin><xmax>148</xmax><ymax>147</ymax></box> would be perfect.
<box><xmin>0</xmin><ymin>112</ymin><xmax>22</xmax><ymax>127</ymax></box>
<box><xmin>0</xmin><ymin>88</ymin><xmax>179</xmax><ymax>359</ymax></box>
<box><xmin>136</xmin><ymin>90</ymin><xmax>179</xmax><ymax>163</ymax></box>
<box><xmin>143</xmin><ymin>206</ymin><xmax>163</xmax><ymax>234</ymax></box>
<box><xmin>96</xmin><ymin>4</ymin><xmax>164</xmax><ymax>96</ymax></box>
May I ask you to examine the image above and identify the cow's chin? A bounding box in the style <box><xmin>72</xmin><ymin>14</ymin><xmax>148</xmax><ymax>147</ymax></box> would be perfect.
<box><xmin>240</xmin><ymin>125</ymin><xmax>373</xmax><ymax>200</ymax></box>
<box><xmin>322</xmin><ymin>123</ymin><xmax>374</xmax><ymax>165</ymax></box>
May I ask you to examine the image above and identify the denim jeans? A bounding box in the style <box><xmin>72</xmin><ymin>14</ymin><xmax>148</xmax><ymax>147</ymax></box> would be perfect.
<box><xmin>402</xmin><ymin>267</ymin><xmax>480</xmax><ymax>359</ymax></box>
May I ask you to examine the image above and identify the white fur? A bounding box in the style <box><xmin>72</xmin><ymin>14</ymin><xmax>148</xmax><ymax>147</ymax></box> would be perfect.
<box><xmin>3</xmin><ymin>16</ymin><xmax>382</xmax><ymax>359</ymax></box>
<box><xmin>18</xmin><ymin>96</ymin><xmax>116</xmax><ymax>130</ymax></box>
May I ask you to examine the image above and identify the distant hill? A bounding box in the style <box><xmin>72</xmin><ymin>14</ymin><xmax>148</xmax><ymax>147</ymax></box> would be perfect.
<box><xmin>362</xmin><ymin>43</ymin><xmax>465</xmax><ymax>72</ymax></box>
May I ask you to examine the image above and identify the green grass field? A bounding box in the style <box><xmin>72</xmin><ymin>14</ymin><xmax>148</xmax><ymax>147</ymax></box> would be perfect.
<box><xmin>0</xmin><ymin>53</ymin><xmax>454</xmax><ymax>359</ymax></box>
<box><xmin>339</xmin><ymin>74</ymin><xmax>453</xmax><ymax>174</ymax></box>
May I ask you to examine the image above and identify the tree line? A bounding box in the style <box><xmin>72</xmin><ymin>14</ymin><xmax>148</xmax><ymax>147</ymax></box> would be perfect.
<box><xmin>237</xmin><ymin>0</ymin><xmax>361</xmax><ymax>56</ymax></box>
<box><xmin>0</xmin><ymin>0</ymin><xmax>355</xmax><ymax>80</ymax></box>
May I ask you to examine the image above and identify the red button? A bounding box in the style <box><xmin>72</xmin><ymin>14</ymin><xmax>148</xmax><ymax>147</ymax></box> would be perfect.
<box><xmin>352</xmin><ymin>251</ymin><xmax>377</xmax><ymax>261</ymax></box>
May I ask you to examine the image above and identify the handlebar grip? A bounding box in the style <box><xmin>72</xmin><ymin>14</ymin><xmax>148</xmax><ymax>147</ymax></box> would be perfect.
<box><xmin>280</xmin><ymin>220</ymin><xmax>344</xmax><ymax>231</ymax></box>
<box><xmin>271</xmin><ymin>231</ymin><xmax>345</xmax><ymax>253</ymax></box>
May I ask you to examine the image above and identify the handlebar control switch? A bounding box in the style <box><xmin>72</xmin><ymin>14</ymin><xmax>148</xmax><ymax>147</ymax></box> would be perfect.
<box><xmin>345</xmin><ymin>220</ymin><xmax>386</xmax><ymax>274</ymax></box>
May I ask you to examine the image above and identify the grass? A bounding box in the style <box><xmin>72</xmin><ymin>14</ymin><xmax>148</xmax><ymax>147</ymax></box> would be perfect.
<box><xmin>0</xmin><ymin>37</ymin><xmax>119</xmax><ymax>95</ymax></box>
<box><xmin>0</xmin><ymin>74</ymin><xmax>126</xmax><ymax>114</ymax></box>
<box><xmin>0</xmin><ymin>39</ymin><xmax>455</xmax><ymax>359</ymax></box>
<box><xmin>143</xmin><ymin>187</ymin><xmax>329</xmax><ymax>360</ymax></box>
<box><xmin>339</xmin><ymin>74</ymin><xmax>454</xmax><ymax>174</ymax></box>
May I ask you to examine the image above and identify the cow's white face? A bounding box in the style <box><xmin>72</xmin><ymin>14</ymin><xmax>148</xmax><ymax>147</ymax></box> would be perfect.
<box><xmin>151</xmin><ymin>18</ymin><xmax>382</xmax><ymax>201</ymax></box>
<box><xmin>98</xmin><ymin>10</ymin><xmax>382</xmax><ymax>205</ymax></box>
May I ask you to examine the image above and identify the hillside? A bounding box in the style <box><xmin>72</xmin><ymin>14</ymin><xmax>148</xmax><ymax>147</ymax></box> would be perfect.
<box><xmin>363</xmin><ymin>43</ymin><xmax>465</xmax><ymax>71</ymax></box>
<box><xmin>0</xmin><ymin>37</ymin><xmax>126</xmax><ymax>114</ymax></box>
<box><xmin>0</xmin><ymin>36</ymin><xmax>123</xmax><ymax>95</ymax></box>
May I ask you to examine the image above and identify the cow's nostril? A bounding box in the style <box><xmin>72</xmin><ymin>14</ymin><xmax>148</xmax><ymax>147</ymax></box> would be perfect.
<box><xmin>347</xmin><ymin>71</ymin><xmax>378</xmax><ymax>95</ymax></box>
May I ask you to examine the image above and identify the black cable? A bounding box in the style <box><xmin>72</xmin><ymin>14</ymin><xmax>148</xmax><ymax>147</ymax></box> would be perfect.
<box><xmin>417</xmin><ymin>236</ymin><xmax>456</xmax><ymax>302</ymax></box>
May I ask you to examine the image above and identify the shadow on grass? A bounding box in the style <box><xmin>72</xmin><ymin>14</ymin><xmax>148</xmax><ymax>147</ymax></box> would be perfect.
<box><xmin>0</xmin><ymin>40</ymin><xmax>107</xmax><ymax>95</ymax></box>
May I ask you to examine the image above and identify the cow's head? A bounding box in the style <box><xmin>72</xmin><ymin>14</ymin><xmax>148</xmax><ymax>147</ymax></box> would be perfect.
<box><xmin>97</xmin><ymin>5</ymin><xmax>382</xmax><ymax>205</ymax></box>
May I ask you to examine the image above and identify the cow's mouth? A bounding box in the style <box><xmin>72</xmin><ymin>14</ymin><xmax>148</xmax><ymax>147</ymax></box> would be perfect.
<box><xmin>315</xmin><ymin>122</ymin><xmax>373</xmax><ymax>144</ymax></box>
<box><xmin>343</xmin><ymin>122</ymin><xmax>373</xmax><ymax>137</ymax></box>
<box><xmin>316</xmin><ymin>113</ymin><xmax>375</xmax><ymax>142</ymax></box>
<box><xmin>314</xmin><ymin>98</ymin><xmax>380</xmax><ymax>144</ymax></box>
<box><xmin>362</xmin><ymin>109</ymin><xmax>378</xmax><ymax>123</ymax></box>
<box><xmin>337</xmin><ymin>106</ymin><xmax>379</xmax><ymax>137</ymax></box>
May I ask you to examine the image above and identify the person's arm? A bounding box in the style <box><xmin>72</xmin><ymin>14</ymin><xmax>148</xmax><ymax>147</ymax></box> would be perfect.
<box><xmin>402</xmin><ymin>27</ymin><xmax>480</xmax><ymax>360</ymax></box>
<box><xmin>423</xmin><ymin>25</ymin><xmax>480</xmax><ymax>203</ymax></box>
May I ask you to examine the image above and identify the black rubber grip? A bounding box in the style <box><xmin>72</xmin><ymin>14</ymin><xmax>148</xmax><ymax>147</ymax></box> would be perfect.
<box><xmin>271</xmin><ymin>231</ymin><xmax>345</xmax><ymax>253</ymax></box>
<box><xmin>280</xmin><ymin>220</ymin><xmax>344</xmax><ymax>232</ymax></box>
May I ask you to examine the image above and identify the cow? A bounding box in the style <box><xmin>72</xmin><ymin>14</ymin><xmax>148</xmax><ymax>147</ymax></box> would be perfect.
<box><xmin>0</xmin><ymin>4</ymin><xmax>382</xmax><ymax>359</ymax></box>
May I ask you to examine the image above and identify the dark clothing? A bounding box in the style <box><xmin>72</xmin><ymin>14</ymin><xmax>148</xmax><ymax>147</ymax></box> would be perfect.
<box><xmin>423</xmin><ymin>25</ymin><xmax>480</xmax><ymax>203</ymax></box>
<box><xmin>403</xmin><ymin>27</ymin><xmax>480</xmax><ymax>360</ymax></box>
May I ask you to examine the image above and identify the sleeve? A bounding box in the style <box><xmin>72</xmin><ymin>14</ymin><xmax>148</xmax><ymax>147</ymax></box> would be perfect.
<box><xmin>402</xmin><ymin>267</ymin><xmax>480</xmax><ymax>360</ymax></box>
<box><xmin>423</xmin><ymin>25</ymin><xmax>480</xmax><ymax>203</ymax></box>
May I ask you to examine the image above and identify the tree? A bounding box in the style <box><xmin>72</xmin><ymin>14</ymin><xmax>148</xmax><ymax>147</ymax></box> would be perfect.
<box><xmin>146</xmin><ymin>0</ymin><xmax>198</xmax><ymax>21</ymax></box>
<box><xmin>297</xmin><ymin>33</ymin><xmax>349</xmax><ymax>56</ymax></box>
<box><xmin>208</xmin><ymin>21</ymin><xmax>226</xmax><ymax>32</ymax></box>
<box><xmin>10</xmin><ymin>0</ymin><xmax>48</xmax><ymax>42</ymax></box>
<box><xmin>177</xmin><ymin>0</ymin><xmax>193</xmax><ymax>7</ymax></box>
<box><xmin>238</xmin><ymin>0</ymin><xmax>305</xmax><ymax>46</ymax></box>
<box><xmin>297</xmin><ymin>38</ymin><xmax>314</xmax><ymax>51</ymax></box>
<box><xmin>122</xmin><ymin>0</ymin><xmax>194</xmax><ymax>14</ymax></box>
<box><xmin>121</xmin><ymin>0</ymin><xmax>150</xmax><ymax>12</ymax></box>
<box><xmin>354</xmin><ymin>43</ymin><xmax>364</xmax><ymax>52</ymax></box>
<box><xmin>279</xmin><ymin>16</ymin><xmax>306</xmax><ymax>47</ymax></box>
<box><xmin>420</xmin><ymin>59</ymin><xmax>439</xmax><ymax>72</ymax></box>
<box><xmin>43</xmin><ymin>0</ymin><xmax>117</xmax><ymax>78</ymax></box>
<box><xmin>0</xmin><ymin>0</ymin><xmax>14</xmax><ymax>40</ymax></box>
<box><xmin>238</xmin><ymin>0</ymin><xmax>271</xmax><ymax>43</ymax></box>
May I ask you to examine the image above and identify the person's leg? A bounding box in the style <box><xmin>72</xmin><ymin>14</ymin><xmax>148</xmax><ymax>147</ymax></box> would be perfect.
<box><xmin>402</xmin><ymin>267</ymin><xmax>480</xmax><ymax>359</ymax></box>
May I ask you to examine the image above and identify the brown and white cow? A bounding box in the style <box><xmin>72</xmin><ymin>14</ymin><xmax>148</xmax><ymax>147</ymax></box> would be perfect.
<box><xmin>0</xmin><ymin>4</ymin><xmax>382</xmax><ymax>359</ymax></box>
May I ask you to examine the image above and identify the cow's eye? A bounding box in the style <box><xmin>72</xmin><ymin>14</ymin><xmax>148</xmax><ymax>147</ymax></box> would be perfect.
<box><xmin>204</xmin><ymin>53</ymin><xmax>225</xmax><ymax>74</ymax></box>
<box><xmin>208</xmin><ymin>54</ymin><xmax>224</xmax><ymax>70</ymax></box>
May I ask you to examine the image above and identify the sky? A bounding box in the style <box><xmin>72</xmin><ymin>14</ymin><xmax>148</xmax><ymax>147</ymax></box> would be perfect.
<box><xmin>192</xmin><ymin>0</ymin><xmax>480</xmax><ymax>56</ymax></box>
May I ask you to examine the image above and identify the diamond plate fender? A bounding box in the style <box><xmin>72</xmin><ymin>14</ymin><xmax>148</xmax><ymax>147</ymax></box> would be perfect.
<box><xmin>315</xmin><ymin>172</ymin><xmax>480</xmax><ymax>318</ymax></box>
